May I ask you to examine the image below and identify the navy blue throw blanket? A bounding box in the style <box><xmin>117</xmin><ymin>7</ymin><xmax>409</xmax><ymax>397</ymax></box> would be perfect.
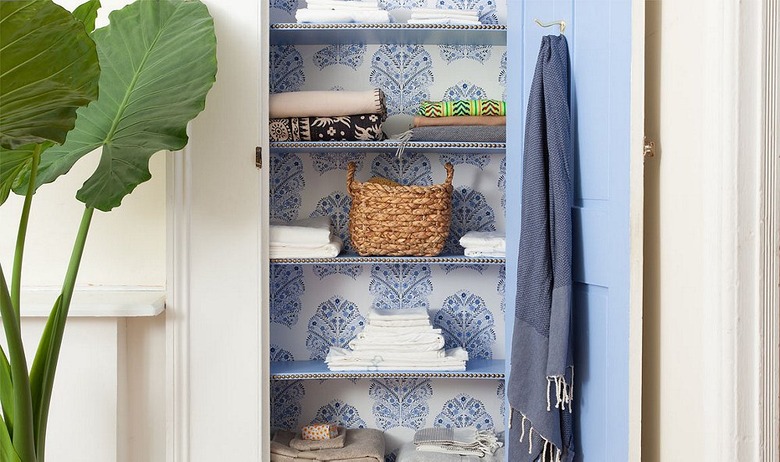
<box><xmin>507</xmin><ymin>35</ymin><xmax>574</xmax><ymax>462</ymax></box>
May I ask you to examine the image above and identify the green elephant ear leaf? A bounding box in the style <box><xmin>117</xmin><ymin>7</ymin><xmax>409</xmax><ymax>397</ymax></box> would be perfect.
<box><xmin>72</xmin><ymin>0</ymin><xmax>101</xmax><ymax>32</ymax></box>
<box><xmin>32</xmin><ymin>0</ymin><xmax>217</xmax><ymax>212</ymax></box>
<box><xmin>0</xmin><ymin>143</ymin><xmax>51</xmax><ymax>206</ymax></box>
<box><xmin>0</xmin><ymin>0</ymin><xmax>99</xmax><ymax>150</ymax></box>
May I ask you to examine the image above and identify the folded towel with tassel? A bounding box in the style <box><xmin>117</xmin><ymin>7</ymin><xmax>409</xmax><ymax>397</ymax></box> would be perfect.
<box><xmin>413</xmin><ymin>427</ymin><xmax>503</xmax><ymax>458</ymax></box>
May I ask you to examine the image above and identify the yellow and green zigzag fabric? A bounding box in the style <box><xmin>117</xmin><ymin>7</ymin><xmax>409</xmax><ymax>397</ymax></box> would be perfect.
<box><xmin>417</xmin><ymin>99</ymin><xmax>506</xmax><ymax>117</ymax></box>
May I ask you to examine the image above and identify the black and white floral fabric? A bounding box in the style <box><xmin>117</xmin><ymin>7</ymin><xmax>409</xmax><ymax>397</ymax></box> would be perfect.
<box><xmin>269</xmin><ymin>114</ymin><xmax>385</xmax><ymax>142</ymax></box>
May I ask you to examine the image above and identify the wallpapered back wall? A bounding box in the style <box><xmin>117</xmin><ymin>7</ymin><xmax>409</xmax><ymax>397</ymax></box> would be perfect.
<box><xmin>268</xmin><ymin>1</ymin><xmax>509</xmax><ymax>459</ymax></box>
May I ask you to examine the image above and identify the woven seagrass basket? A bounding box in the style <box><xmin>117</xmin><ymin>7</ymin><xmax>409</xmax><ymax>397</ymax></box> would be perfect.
<box><xmin>347</xmin><ymin>162</ymin><xmax>454</xmax><ymax>256</ymax></box>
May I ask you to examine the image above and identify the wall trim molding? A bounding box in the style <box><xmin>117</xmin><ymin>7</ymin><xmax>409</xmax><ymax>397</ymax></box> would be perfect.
<box><xmin>166</xmin><ymin>149</ymin><xmax>191</xmax><ymax>462</ymax></box>
<box><xmin>759</xmin><ymin>0</ymin><xmax>780</xmax><ymax>458</ymax></box>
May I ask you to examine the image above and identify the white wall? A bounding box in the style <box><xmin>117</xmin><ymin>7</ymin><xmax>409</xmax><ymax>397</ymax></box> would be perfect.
<box><xmin>642</xmin><ymin>0</ymin><xmax>764</xmax><ymax>460</ymax></box>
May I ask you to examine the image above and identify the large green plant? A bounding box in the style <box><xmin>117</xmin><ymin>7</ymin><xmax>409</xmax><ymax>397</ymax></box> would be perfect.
<box><xmin>0</xmin><ymin>0</ymin><xmax>217</xmax><ymax>460</ymax></box>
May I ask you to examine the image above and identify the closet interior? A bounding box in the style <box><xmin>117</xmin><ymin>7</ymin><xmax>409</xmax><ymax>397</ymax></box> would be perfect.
<box><xmin>266</xmin><ymin>2</ymin><xmax>513</xmax><ymax>460</ymax></box>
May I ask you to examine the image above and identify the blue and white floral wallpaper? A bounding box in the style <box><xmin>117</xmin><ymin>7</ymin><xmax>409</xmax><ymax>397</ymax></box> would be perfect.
<box><xmin>268</xmin><ymin>0</ymin><xmax>508</xmax><ymax>456</ymax></box>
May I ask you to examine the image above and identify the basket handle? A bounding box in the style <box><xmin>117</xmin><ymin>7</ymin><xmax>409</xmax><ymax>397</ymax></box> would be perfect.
<box><xmin>444</xmin><ymin>162</ymin><xmax>454</xmax><ymax>186</ymax></box>
<box><xmin>347</xmin><ymin>162</ymin><xmax>357</xmax><ymax>196</ymax></box>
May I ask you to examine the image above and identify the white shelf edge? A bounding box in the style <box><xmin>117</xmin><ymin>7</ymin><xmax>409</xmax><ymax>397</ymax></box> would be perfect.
<box><xmin>19</xmin><ymin>288</ymin><xmax>166</xmax><ymax>318</ymax></box>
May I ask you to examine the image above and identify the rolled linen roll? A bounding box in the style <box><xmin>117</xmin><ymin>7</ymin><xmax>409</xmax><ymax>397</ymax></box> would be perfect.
<box><xmin>270</xmin><ymin>89</ymin><xmax>386</xmax><ymax>118</ymax></box>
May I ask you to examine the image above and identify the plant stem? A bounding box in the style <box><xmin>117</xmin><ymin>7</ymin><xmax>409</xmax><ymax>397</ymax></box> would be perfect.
<box><xmin>33</xmin><ymin>206</ymin><xmax>93</xmax><ymax>462</ymax></box>
<box><xmin>11</xmin><ymin>144</ymin><xmax>41</xmax><ymax>321</ymax></box>
<box><xmin>0</xmin><ymin>265</ymin><xmax>35</xmax><ymax>462</ymax></box>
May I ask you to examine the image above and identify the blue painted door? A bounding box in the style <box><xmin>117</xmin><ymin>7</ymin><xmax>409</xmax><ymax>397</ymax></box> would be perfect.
<box><xmin>505</xmin><ymin>1</ymin><xmax>642</xmax><ymax>460</ymax></box>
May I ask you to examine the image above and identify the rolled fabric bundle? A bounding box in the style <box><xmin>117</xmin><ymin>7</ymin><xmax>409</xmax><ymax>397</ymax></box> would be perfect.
<box><xmin>418</xmin><ymin>99</ymin><xmax>506</xmax><ymax>117</ymax></box>
<box><xmin>290</xmin><ymin>427</ymin><xmax>346</xmax><ymax>450</ymax></box>
<box><xmin>412</xmin><ymin>115</ymin><xmax>506</xmax><ymax>127</ymax></box>
<box><xmin>269</xmin><ymin>113</ymin><xmax>385</xmax><ymax>142</ymax></box>
<box><xmin>409</xmin><ymin>125</ymin><xmax>506</xmax><ymax>142</ymax></box>
<box><xmin>301</xmin><ymin>423</ymin><xmax>339</xmax><ymax>441</ymax></box>
<box><xmin>270</xmin><ymin>89</ymin><xmax>386</xmax><ymax>118</ymax></box>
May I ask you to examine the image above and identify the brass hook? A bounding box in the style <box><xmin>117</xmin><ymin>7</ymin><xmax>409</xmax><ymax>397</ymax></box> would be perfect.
<box><xmin>534</xmin><ymin>19</ymin><xmax>566</xmax><ymax>35</ymax></box>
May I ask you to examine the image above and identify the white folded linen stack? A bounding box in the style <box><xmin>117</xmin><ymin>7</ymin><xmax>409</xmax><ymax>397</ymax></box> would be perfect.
<box><xmin>407</xmin><ymin>8</ymin><xmax>481</xmax><ymax>25</ymax></box>
<box><xmin>296</xmin><ymin>0</ymin><xmax>391</xmax><ymax>24</ymax></box>
<box><xmin>270</xmin><ymin>216</ymin><xmax>343</xmax><ymax>258</ymax></box>
<box><xmin>459</xmin><ymin>231</ymin><xmax>505</xmax><ymax>258</ymax></box>
<box><xmin>324</xmin><ymin>307</ymin><xmax>469</xmax><ymax>371</ymax></box>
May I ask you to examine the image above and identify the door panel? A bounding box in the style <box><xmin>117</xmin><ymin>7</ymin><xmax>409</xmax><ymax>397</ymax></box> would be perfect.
<box><xmin>506</xmin><ymin>0</ymin><xmax>642</xmax><ymax>460</ymax></box>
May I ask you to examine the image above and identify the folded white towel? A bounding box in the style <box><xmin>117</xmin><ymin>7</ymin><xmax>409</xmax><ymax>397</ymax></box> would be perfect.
<box><xmin>357</xmin><ymin>326</ymin><xmax>442</xmax><ymax>338</ymax></box>
<box><xmin>295</xmin><ymin>8</ymin><xmax>391</xmax><ymax>24</ymax></box>
<box><xmin>463</xmin><ymin>248</ymin><xmax>505</xmax><ymax>258</ymax></box>
<box><xmin>368</xmin><ymin>318</ymin><xmax>433</xmax><ymax>327</ymax></box>
<box><xmin>350</xmin><ymin>332</ymin><xmax>444</xmax><ymax>349</ymax></box>
<box><xmin>325</xmin><ymin>347</ymin><xmax>468</xmax><ymax>371</ymax></box>
<box><xmin>410</xmin><ymin>11</ymin><xmax>479</xmax><ymax>20</ymax></box>
<box><xmin>409</xmin><ymin>7</ymin><xmax>479</xmax><ymax>18</ymax></box>
<box><xmin>269</xmin><ymin>216</ymin><xmax>332</xmax><ymax>246</ymax></box>
<box><xmin>306</xmin><ymin>0</ymin><xmax>380</xmax><ymax>10</ymax></box>
<box><xmin>407</xmin><ymin>18</ymin><xmax>482</xmax><ymax>25</ymax></box>
<box><xmin>269</xmin><ymin>236</ymin><xmax>342</xmax><ymax>259</ymax></box>
<box><xmin>349</xmin><ymin>335</ymin><xmax>445</xmax><ymax>352</ymax></box>
<box><xmin>367</xmin><ymin>307</ymin><xmax>430</xmax><ymax>321</ymax></box>
<box><xmin>327</xmin><ymin>347</ymin><xmax>468</xmax><ymax>362</ymax></box>
<box><xmin>338</xmin><ymin>349</ymin><xmax>445</xmax><ymax>361</ymax></box>
<box><xmin>459</xmin><ymin>231</ymin><xmax>506</xmax><ymax>250</ymax></box>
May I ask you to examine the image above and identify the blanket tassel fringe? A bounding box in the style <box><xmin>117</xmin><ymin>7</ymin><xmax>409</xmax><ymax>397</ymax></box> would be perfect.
<box><xmin>509</xmin><ymin>366</ymin><xmax>574</xmax><ymax>462</ymax></box>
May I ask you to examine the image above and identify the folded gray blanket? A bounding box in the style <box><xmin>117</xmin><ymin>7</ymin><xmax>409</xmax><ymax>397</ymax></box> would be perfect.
<box><xmin>409</xmin><ymin>125</ymin><xmax>506</xmax><ymax>142</ymax></box>
<box><xmin>395</xmin><ymin>443</ymin><xmax>504</xmax><ymax>462</ymax></box>
<box><xmin>270</xmin><ymin>428</ymin><xmax>385</xmax><ymax>462</ymax></box>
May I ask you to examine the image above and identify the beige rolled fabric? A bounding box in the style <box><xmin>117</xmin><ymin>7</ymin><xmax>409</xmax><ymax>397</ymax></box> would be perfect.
<box><xmin>269</xmin><ymin>89</ymin><xmax>386</xmax><ymax>118</ymax></box>
<box><xmin>412</xmin><ymin>115</ymin><xmax>506</xmax><ymax>127</ymax></box>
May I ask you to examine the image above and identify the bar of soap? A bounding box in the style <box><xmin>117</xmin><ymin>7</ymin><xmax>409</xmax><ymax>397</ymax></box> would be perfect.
<box><xmin>301</xmin><ymin>423</ymin><xmax>338</xmax><ymax>440</ymax></box>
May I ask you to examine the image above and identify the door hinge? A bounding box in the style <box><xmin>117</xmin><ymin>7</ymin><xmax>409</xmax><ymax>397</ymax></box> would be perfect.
<box><xmin>643</xmin><ymin>137</ymin><xmax>656</xmax><ymax>159</ymax></box>
<box><xmin>255</xmin><ymin>146</ymin><xmax>262</xmax><ymax>169</ymax></box>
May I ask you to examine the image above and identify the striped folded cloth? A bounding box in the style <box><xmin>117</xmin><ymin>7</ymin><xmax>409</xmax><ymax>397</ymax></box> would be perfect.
<box><xmin>413</xmin><ymin>427</ymin><xmax>503</xmax><ymax>457</ymax></box>
<box><xmin>418</xmin><ymin>99</ymin><xmax>506</xmax><ymax>117</ymax></box>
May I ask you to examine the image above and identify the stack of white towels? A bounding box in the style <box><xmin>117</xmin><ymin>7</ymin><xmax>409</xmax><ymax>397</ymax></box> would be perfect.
<box><xmin>270</xmin><ymin>216</ymin><xmax>343</xmax><ymax>259</ymax></box>
<box><xmin>459</xmin><ymin>231</ymin><xmax>505</xmax><ymax>258</ymax></box>
<box><xmin>296</xmin><ymin>0</ymin><xmax>391</xmax><ymax>24</ymax></box>
<box><xmin>325</xmin><ymin>307</ymin><xmax>469</xmax><ymax>371</ymax></box>
<box><xmin>407</xmin><ymin>8</ymin><xmax>481</xmax><ymax>25</ymax></box>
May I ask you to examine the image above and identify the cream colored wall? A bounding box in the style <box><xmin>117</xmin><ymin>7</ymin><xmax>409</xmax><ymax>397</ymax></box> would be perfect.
<box><xmin>641</xmin><ymin>0</ymin><xmax>757</xmax><ymax>460</ymax></box>
<box><xmin>0</xmin><ymin>153</ymin><xmax>166</xmax><ymax>287</ymax></box>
